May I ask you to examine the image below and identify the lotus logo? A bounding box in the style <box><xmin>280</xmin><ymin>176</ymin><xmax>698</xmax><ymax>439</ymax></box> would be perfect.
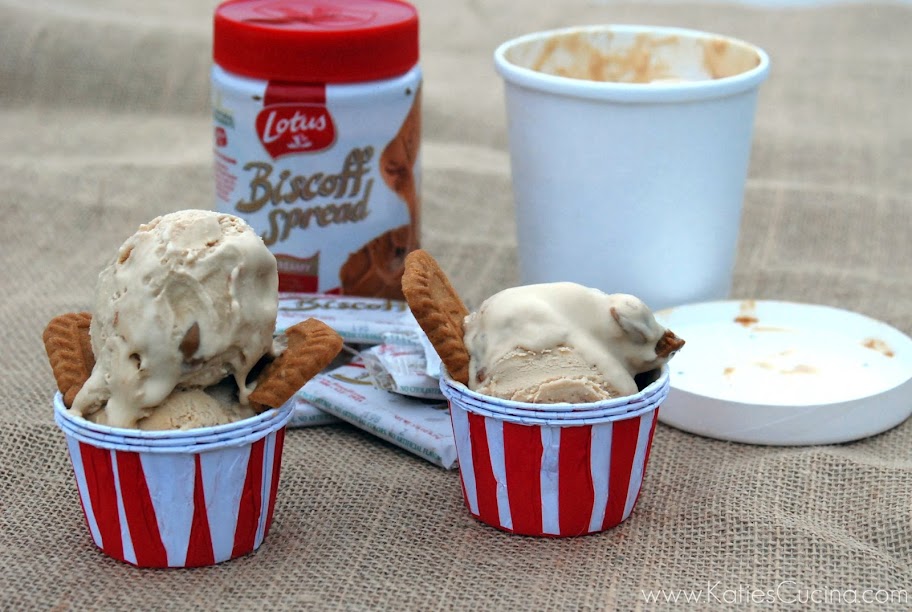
<box><xmin>255</xmin><ymin>104</ymin><xmax>336</xmax><ymax>158</ymax></box>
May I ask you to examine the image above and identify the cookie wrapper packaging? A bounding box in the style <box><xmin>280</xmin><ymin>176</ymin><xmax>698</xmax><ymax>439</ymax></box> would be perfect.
<box><xmin>213</xmin><ymin>0</ymin><xmax>422</xmax><ymax>299</ymax></box>
<box><xmin>54</xmin><ymin>393</ymin><xmax>293</xmax><ymax>567</ymax></box>
<box><xmin>276</xmin><ymin>293</ymin><xmax>433</xmax><ymax>426</ymax></box>
<box><xmin>276</xmin><ymin>294</ymin><xmax>416</xmax><ymax>344</ymax></box>
<box><xmin>439</xmin><ymin>368</ymin><xmax>669</xmax><ymax>536</ymax></box>
<box><xmin>289</xmin><ymin>392</ymin><xmax>340</xmax><ymax>427</ymax></box>
<box><xmin>361</xmin><ymin>331</ymin><xmax>444</xmax><ymax>399</ymax></box>
<box><xmin>298</xmin><ymin>360</ymin><xmax>457</xmax><ymax>469</ymax></box>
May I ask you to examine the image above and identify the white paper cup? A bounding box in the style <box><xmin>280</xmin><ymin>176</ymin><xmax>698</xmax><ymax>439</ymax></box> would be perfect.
<box><xmin>495</xmin><ymin>25</ymin><xmax>770</xmax><ymax>310</ymax></box>
<box><xmin>54</xmin><ymin>393</ymin><xmax>293</xmax><ymax>567</ymax></box>
<box><xmin>441</xmin><ymin>371</ymin><xmax>667</xmax><ymax>537</ymax></box>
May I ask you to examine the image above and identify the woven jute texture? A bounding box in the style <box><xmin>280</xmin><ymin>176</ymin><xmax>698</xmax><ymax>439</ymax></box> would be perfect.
<box><xmin>2</xmin><ymin>0</ymin><xmax>911</xmax><ymax>609</ymax></box>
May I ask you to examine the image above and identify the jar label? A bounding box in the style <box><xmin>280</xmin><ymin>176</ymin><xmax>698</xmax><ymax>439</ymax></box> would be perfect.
<box><xmin>214</xmin><ymin>73</ymin><xmax>421</xmax><ymax>299</ymax></box>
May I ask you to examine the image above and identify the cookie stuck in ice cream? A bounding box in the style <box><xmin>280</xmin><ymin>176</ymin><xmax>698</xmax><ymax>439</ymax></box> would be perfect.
<box><xmin>249</xmin><ymin>318</ymin><xmax>344</xmax><ymax>411</ymax></box>
<box><xmin>42</xmin><ymin>312</ymin><xmax>94</xmax><ymax>408</ymax></box>
<box><xmin>401</xmin><ymin>249</ymin><xmax>683</xmax><ymax>403</ymax></box>
<box><xmin>401</xmin><ymin>249</ymin><xmax>471</xmax><ymax>384</ymax></box>
<box><xmin>42</xmin><ymin>210</ymin><xmax>343</xmax><ymax>430</ymax></box>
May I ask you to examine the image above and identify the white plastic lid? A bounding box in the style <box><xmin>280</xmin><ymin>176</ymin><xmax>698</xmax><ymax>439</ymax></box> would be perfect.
<box><xmin>655</xmin><ymin>300</ymin><xmax>912</xmax><ymax>445</ymax></box>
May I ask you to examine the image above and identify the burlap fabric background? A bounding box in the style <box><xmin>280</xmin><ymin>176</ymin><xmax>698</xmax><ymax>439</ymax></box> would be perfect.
<box><xmin>2</xmin><ymin>0</ymin><xmax>910</xmax><ymax>609</ymax></box>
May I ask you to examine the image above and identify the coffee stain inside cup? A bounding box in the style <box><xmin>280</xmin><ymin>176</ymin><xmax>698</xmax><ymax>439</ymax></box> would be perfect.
<box><xmin>700</xmin><ymin>38</ymin><xmax>761</xmax><ymax>79</ymax></box>
<box><xmin>512</xmin><ymin>30</ymin><xmax>761</xmax><ymax>84</ymax></box>
<box><xmin>531</xmin><ymin>32</ymin><xmax>677</xmax><ymax>83</ymax></box>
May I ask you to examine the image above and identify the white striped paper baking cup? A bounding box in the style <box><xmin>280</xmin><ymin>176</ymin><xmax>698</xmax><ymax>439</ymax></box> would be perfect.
<box><xmin>440</xmin><ymin>372</ymin><xmax>667</xmax><ymax>537</ymax></box>
<box><xmin>54</xmin><ymin>393</ymin><xmax>293</xmax><ymax>567</ymax></box>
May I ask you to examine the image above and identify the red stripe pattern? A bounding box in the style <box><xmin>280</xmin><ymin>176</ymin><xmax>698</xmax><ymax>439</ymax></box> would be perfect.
<box><xmin>264</xmin><ymin>428</ymin><xmax>286</xmax><ymax>539</ymax></box>
<box><xmin>603</xmin><ymin>417</ymin><xmax>641</xmax><ymax>531</ymax></box>
<box><xmin>558</xmin><ymin>426</ymin><xmax>594</xmax><ymax>536</ymax></box>
<box><xmin>449</xmin><ymin>406</ymin><xmax>659</xmax><ymax>537</ymax></box>
<box><xmin>116</xmin><ymin>452</ymin><xmax>168</xmax><ymax>567</ymax></box>
<box><xmin>78</xmin><ymin>444</ymin><xmax>123</xmax><ymax>560</ymax></box>
<box><xmin>467</xmin><ymin>413</ymin><xmax>500</xmax><ymax>528</ymax></box>
<box><xmin>65</xmin><ymin>426</ymin><xmax>289</xmax><ymax>567</ymax></box>
<box><xmin>232</xmin><ymin>438</ymin><xmax>266</xmax><ymax>559</ymax></box>
<box><xmin>186</xmin><ymin>456</ymin><xmax>216</xmax><ymax>567</ymax></box>
<box><xmin>502</xmin><ymin>422</ymin><xmax>543</xmax><ymax>535</ymax></box>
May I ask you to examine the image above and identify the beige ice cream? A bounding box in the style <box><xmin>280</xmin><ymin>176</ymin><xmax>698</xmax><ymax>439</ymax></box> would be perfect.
<box><xmin>463</xmin><ymin>283</ymin><xmax>683</xmax><ymax>403</ymax></box>
<box><xmin>72</xmin><ymin>210</ymin><xmax>278</xmax><ymax>428</ymax></box>
<box><xmin>135</xmin><ymin>388</ymin><xmax>254</xmax><ymax>431</ymax></box>
<box><xmin>87</xmin><ymin>383</ymin><xmax>257</xmax><ymax>431</ymax></box>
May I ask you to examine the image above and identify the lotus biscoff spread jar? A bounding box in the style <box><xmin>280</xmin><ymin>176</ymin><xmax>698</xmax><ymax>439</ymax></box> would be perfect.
<box><xmin>212</xmin><ymin>0</ymin><xmax>421</xmax><ymax>299</ymax></box>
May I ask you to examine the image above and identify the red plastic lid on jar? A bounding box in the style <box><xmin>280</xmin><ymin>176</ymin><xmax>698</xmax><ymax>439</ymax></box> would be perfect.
<box><xmin>214</xmin><ymin>0</ymin><xmax>419</xmax><ymax>83</ymax></box>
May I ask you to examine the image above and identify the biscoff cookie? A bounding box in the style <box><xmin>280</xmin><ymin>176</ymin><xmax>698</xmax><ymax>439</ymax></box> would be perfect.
<box><xmin>42</xmin><ymin>312</ymin><xmax>94</xmax><ymax>407</ymax></box>
<box><xmin>249</xmin><ymin>318</ymin><xmax>344</xmax><ymax>412</ymax></box>
<box><xmin>340</xmin><ymin>224</ymin><xmax>411</xmax><ymax>300</ymax></box>
<box><xmin>43</xmin><ymin>312</ymin><xmax>342</xmax><ymax>414</ymax></box>
<box><xmin>401</xmin><ymin>249</ymin><xmax>470</xmax><ymax>385</ymax></box>
<box><xmin>655</xmin><ymin>329</ymin><xmax>686</xmax><ymax>358</ymax></box>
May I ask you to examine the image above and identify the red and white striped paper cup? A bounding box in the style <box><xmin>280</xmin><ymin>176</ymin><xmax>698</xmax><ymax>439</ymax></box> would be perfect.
<box><xmin>54</xmin><ymin>392</ymin><xmax>293</xmax><ymax>567</ymax></box>
<box><xmin>441</xmin><ymin>372</ymin><xmax>668</xmax><ymax>537</ymax></box>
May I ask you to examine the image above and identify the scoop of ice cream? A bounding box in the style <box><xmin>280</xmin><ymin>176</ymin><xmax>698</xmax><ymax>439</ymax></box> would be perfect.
<box><xmin>86</xmin><ymin>383</ymin><xmax>256</xmax><ymax>431</ymax></box>
<box><xmin>463</xmin><ymin>283</ymin><xmax>683</xmax><ymax>403</ymax></box>
<box><xmin>136</xmin><ymin>387</ymin><xmax>255</xmax><ymax>431</ymax></box>
<box><xmin>72</xmin><ymin>210</ymin><xmax>278</xmax><ymax>427</ymax></box>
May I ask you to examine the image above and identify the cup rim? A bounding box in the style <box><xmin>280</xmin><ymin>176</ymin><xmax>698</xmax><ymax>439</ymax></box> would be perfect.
<box><xmin>53</xmin><ymin>391</ymin><xmax>283</xmax><ymax>439</ymax></box>
<box><xmin>447</xmin><ymin>386</ymin><xmax>665</xmax><ymax>427</ymax></box>
<box><xmin>55</xmin><ymin>405</ymin><xmax>290</xmax><ymax>447</ymax></box>
<box><xmin>494</xmin><ymin>24</ymin><xmax>770</xmax><ymax>103</ymax></box>
<box><xmin>440</xmin><ymin>365</ymin><xmax>669</xmax><ymax>412</ymax></box>
<box><xmin>447</xmin><ymin>381</ymin><xmax>667</xmax><ymax>419</ymax></box>
<box><xmin>55</xmin><ymin>401</ymin><xmax>293</xmax><ymax>454</ymax></box>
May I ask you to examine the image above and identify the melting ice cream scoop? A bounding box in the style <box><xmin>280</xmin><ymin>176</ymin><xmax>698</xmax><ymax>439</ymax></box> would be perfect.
<box><xmin>72</xmin><ymin>210</ymin><xmax>278</xmax><ymax>427</ymax></box>
<box><xmin>463</xmin><ymin>282</ymin><xmax>683</xmax><ymax>403</ymax></box>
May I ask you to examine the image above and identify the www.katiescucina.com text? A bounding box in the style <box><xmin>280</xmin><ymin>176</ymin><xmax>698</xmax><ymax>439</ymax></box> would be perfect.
<box><xmin>640</xmin><ymin>581</ymin><xmax>909</xmax><ymax>606</ymax></box>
